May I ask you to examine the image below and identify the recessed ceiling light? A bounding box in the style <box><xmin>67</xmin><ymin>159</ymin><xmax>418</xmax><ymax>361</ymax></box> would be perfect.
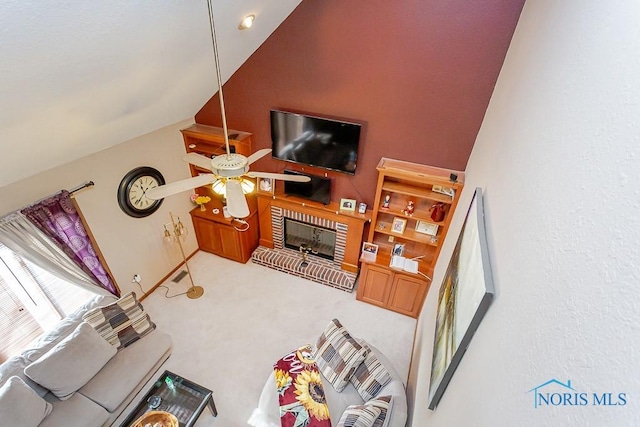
<box><xmin>238</xmin><ymin>14</ymin><xmax>255</xmax><ymax>30</ymax></box>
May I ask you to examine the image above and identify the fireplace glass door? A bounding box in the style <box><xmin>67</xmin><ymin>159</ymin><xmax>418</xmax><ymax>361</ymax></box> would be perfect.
<box><xmin>284</xmin><ymin>218</ymin><xmax>336</xmax><ymax>261</ymax></box>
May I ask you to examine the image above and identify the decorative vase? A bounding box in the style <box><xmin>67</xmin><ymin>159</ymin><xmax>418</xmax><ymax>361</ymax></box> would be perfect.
<box><xmin>199</xmin><ymin>204</ymin><xmax>206</xmax><ymax>212</ymax></box>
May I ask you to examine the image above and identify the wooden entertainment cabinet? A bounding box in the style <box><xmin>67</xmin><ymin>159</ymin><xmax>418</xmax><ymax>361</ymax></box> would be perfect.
<box><xmin>182</xmin><ymin>124</ymin><xmax>259</xmax><ymax>263</ymax></box>
<box><xmin>356</xmin><ymin>158</ymin><xmax>464</xmax><ymax>318</ymax></box>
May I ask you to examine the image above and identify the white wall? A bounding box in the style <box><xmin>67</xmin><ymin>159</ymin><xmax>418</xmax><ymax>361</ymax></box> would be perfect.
<box><xmin>0</xmin><ymin>119</ymin><xmax>198</xmax><ymax>296</ymax></box>
<box><xmin>409</xmin><ymin>1</ymin><xmax>640</xmax><ymax>425</ymax></box>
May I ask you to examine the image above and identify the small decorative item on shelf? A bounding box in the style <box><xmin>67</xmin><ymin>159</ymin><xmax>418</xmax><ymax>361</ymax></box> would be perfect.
<box><xmin>391</xmin><ymin>217</ymin><xmax>407</xmax><ymax>234</ymax></box>
<box><xmin>381</xmin><ymin>194</ymin><xmax>391</xmax><ymax>209</ymax></box>
<box><xmin>432</xmin><ymin>184</ymin><xmax>455</xmax><ymax>197</ymax></box>
<box><xmin>361</xmin><ymin>242</ymin><xmax>379</xmax><ymax>262</ymax></box>
<box><xmin>340</xmin><ymin>198</ymin><xmax>357</xmax><ymax>211</ymax></box>
<box><xmin>415</xmin><ymin>220</ymin><xmax>439</xmax><ymax>236</ymax></box>
<box><xmin>258</xmin><ymin>177</ymin><xmax>274</xmax><ymax>194</ymax></box>
<box><xmin>358</xmin><ymin>202</ymin><xmax>367</xmax><ymax>214</ymax></box>
<box><xmin>392</xmin><ymin>243</ymin><xmax>405</xmax><ymax>256</ymax></box>
<box><xmin>402</xmin><ymin>200</ymin><xmax>415</xmax><ymax>216</ymax></box>
<box><xmin>430</xmin><ymin>202</ymin><xmax>446</xmax><ymax>222</ymax></box>
<box><xmin>191</xmin><ymin>194</ymin><xmax>211</xmax><ymax>211</ymax></box>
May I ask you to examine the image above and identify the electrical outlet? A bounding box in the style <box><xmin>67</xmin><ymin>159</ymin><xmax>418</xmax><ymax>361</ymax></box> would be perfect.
<box><xmin>388</xmin><ymin>235</ymin><xmax>394</xmax><ymax>243</ymax></box>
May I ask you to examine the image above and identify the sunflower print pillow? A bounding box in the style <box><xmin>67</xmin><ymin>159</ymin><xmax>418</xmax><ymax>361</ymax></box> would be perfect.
<box><xmin>273</xmin><ymin>344</ymin><xmax>331</xmax><ymax>427</ymax></box>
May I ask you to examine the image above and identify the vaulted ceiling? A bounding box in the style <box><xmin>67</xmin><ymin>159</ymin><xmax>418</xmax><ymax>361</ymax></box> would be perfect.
<box><xmin>0</xmin><ymin>0</ymin><xmax>302</xmax><ymax>187</ymax></box>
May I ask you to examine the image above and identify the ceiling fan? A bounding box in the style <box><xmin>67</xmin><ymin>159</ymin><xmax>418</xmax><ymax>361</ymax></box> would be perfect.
<box><xmin>146</xmin><ymin>0</ymin><xmax>309</xmax><ymax>218</ymax></box>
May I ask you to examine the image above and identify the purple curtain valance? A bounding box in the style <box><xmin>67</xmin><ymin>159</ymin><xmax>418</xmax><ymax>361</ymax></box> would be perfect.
<box><xmin>21</xmin><ymin>190</ymin><xmax>119</xmax><ymax>296</ymax></box>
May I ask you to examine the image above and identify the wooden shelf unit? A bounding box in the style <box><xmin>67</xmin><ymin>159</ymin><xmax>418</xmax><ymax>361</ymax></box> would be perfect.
<box><xmin>356</xmin><ymin>158</ymin><xmax>464</xmax><ymax>318</ymax></box>
<box><xmin>182</xmin><ymin>124</ymin><xmax>259</xmax><ymax>262</ymax></box>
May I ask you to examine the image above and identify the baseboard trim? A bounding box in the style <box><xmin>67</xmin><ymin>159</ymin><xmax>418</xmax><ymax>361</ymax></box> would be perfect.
<box><xmin>140</xmin><ymin>249</ymin><xmax>199</xmax><ymax>301</ymax></box>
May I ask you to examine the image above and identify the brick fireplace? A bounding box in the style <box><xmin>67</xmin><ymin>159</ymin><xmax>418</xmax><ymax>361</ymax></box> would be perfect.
<box><xmin>252</xmin><ymin>206</ymin><xmax>356</xmax><ymax>291</ymax></box>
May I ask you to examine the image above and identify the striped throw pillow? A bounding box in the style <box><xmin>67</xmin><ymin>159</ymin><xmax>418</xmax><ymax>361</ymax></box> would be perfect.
<box><xmin>368</xmin><ymin>396</ymin><xmax>393</xmax><ymax>427</ymax></box>
<box><xmin>314</xmin><ymin>319</ymin><xmax>368</xmax><ymax>392</ymax></box>
<box><xmin>82</xmin><ymin>292</ymin><xmax>155</xmax><ymax>349</ymax></box>
<box><xmin>337</xmin><ymin>404</ymin><xmax>381</xmax><ymax>427</ymax></box>
<box><xmin>349</xmin><ymin>342</ymin><xmax>392</xmax><ymax>401</ymax></box>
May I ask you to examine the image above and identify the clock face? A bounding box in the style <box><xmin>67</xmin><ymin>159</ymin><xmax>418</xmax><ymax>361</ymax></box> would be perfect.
<box><xmin>128</xmin><ymin>175</ymin><xmax>160</xmax><ymax>210</ymax></box>
<box><xmin>118</xmin><ymin>167</ymin><xmax>165</xmax><ymax>218</ymax></box>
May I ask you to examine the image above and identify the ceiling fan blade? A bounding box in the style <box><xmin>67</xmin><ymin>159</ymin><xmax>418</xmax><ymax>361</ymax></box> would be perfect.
<box><xmin>146</xmin><ymin>174</ymin><xmax>216</xmax><ymax>200</ymax></box>
<box><xmin>247</xmin><ymin>171</ymin><xmax>311</xmax><ymax>182</ymax></box>
<box><xmin>246</xmin><ymin>148</ymin><xmax>272</xmax><ymax>165</ymax></box>
<box><xmin>183</xmin><ymin>152</ymin><xmax>213</xmax><ymax>171</ymax></box>
<box><xmin>225</xmin><ymin>180</ymin><xmax>250</xmax><ymax>218</ymax></box>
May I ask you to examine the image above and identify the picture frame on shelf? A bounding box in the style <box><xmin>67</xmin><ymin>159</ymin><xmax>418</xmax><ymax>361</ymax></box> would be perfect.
<box><xmin>391</xmin><ymin>217</ymin><xmax>407</xmax><ymax>234</ymax></box>
<box><xmin>361</xmin><ymin>242</ymin><xmax>379</xmax><ymax>262</ymax></box>
<box><xmin>358</xmin><ymin>202</ymin><xmax>367</xmax><ymax>214</ymax></box>
<box><xmin>415</xmin><ymin>220</ymin><xmax>439</xmax><ymax>236</ymax></box>
<box><xmin>340</xmin><ymin>198</ymin><xmax>357</xmax><ymax>211</ymax></box>
<box><xmin>432</xmin><ymin>184</ymin><xmax>455</xmax><ymax>198</ymax></box>
<box><xmin>392</xmin><ymin>243</ymin><xmax>405</xmax><ymax>256</ymax></box>
<box><xmin>362</xmin><ymin>242</ymin><xmax>379</xmax><ymax>254</ymax></box>
<box><xmin>257</xmin><ymin>177</ymin><xmax>274</xmax><ymax>194</ymax></box>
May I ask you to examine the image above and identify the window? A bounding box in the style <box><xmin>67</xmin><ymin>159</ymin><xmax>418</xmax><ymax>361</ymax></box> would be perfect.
<box><xmin>0</xmin><ymin>243</ymin><xmax>96</xmax><ymax>362</ymax></box>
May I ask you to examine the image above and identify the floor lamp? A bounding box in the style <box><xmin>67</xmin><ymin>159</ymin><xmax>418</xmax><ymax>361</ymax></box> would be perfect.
<box><xmin>163</xmin><ymin>212</ymin><xmax>204</xmax><ymax>299</ymax></box>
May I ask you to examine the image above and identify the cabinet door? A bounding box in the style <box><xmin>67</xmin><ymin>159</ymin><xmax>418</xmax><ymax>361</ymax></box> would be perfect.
<box><xmin>218</xmin><ymin>225</ymin><xmax>242</xmax><ymax>262</ymax></box>
<box><xmin>193</xmin><ymin>217</ymin><xmax>223</xmax><ymax>254</ymax></box>
<box><xmin>388</xmin><ymin>274</ymin><xmax>428</xmax><ymax>317</ymax></box>
<box><xmin>357</xmin><ymin>264</ymin><xmax>393</xmax><ymax>307</ymax></box>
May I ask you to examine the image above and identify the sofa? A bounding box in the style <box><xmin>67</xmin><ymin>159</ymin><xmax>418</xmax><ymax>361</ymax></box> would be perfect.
<box><xmin>248</xmin><ymin>319</ymin><xmax>407</xmax><ymax>427</ymax></box>
<box><xmin>0</xmin><ymin>293</ymin><xmax>172</xmax><ymax>427</ymax></box>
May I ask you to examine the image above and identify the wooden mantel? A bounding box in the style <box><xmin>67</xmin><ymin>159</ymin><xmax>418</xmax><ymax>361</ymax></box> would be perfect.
<box><xmin>256</xmin><ymin>186</ymin><xmax>371</xmax><ymax>273</ymax></box>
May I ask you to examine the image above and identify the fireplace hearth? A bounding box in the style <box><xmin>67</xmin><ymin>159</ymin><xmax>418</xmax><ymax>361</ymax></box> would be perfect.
<box><xmin>252</xmin><ymin>206</ymin><xmax>357</xmax><ymax>292</ymax></box>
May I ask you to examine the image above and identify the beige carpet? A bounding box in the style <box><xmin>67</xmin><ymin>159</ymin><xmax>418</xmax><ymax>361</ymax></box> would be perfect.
<box><xmin>139</xmin><ymin>251</ymin><xmax>416</xmax><ymax>427</ymax></box>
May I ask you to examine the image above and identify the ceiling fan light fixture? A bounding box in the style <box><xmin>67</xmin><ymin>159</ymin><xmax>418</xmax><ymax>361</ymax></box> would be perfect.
<box><xmin>238</xmin><ymin>14</ymin><xmax>255</xmax><ymax>30</ymax></box>
<box><xmin>212</xmin><ymin>178</ymin><xmax>226</xmax><ymax>195</ymax></box>
<box><xmin>240</xmin><ymin>177</ymin><xmax>255</xmax><ymax>194</ymax></box>
<box><xmin>212</xmin><ymin>177</ymin><xmax>255</xmax><ymax>196</ymax></box>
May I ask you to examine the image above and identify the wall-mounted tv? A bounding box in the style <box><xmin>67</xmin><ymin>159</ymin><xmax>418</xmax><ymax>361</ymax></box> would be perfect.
<box><xmin>271</xmin><ymin>110</ymin><xmax>361</xmax><ymax>175</ymax></box>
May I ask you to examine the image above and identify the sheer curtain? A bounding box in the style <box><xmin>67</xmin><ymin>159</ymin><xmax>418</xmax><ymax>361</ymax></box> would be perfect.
<box><xmin>0</xmin><ymin>213</ymin><xmax>111</xmax><ymax>296</ymax></box>
<box><xmin>21</xmin><ymin>190</ymin><xmax>118</xmax><ymax>296</ymax></box>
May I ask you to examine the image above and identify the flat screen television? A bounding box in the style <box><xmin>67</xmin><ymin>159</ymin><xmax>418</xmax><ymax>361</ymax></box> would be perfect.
<box><xmin>283</xmin><ymin>170</ymin><xmax>332</xmax><ymax>205</ymax></box>
<box><xmin>271</xmin><ymin>110</ymin><xmax>361</xmax><ymax>175</ymax></box>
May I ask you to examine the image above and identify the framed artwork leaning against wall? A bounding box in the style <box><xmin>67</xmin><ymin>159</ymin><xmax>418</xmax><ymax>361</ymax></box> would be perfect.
<box><xmin>428</xmin><ymin>187</ymin><xmax>495</xmax><ymax>410</ymax></box>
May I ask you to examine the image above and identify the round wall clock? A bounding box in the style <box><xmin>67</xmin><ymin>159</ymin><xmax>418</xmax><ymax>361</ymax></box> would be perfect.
<box><xmin>117</xmin><ymin>167</ymin><xmax>166</xmax><ymax>218</ymax></box>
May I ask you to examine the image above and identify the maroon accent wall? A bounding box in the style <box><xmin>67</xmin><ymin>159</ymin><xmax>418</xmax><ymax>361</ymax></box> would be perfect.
<box><xmin>196</xmin><ymin>0</ymin><xmax>524</xmax><ymax>206</ymax></box>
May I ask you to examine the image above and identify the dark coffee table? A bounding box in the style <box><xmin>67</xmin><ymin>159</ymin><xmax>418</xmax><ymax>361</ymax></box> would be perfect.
<box><xmin>119</xmin><ymin>370</ymin><xmax>217</xmax><ymax>427</ymax></box>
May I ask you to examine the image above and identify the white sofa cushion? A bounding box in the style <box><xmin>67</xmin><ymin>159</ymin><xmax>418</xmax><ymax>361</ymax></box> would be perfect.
<box><xmin>0</xmin><ymin>376</ymin><xmax>52</xmax><ymax>426</ymax></box>
<box><xmin>39</xmin><ymin>391</ymin><xmax>109</xmax><ymax>427</ymax></box>
<box><xmin>24</xmin><ymin>322</ymin><xmax>117</xmax><ymax>400</ymax></box>
<box><xmin>22</xmin><ymin>295</ymin><xmax>117</xmax><ymax>362</ymax></box>
<box><xmin>79</xmin><ymin>329</ymin><xmax>172</xmax><ymax>412</ymax></box>
<box><xmin>0</xmin><ymin>354</ymin><xmax>49</xmax><ymax>397</ymax></box>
